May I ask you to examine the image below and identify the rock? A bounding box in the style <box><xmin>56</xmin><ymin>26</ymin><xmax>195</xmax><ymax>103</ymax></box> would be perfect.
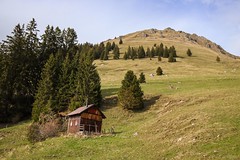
<box><xmin>133</xmin><ymin>132</ymin><xmax>138</xmax><ymax>136</ymax></box>
<box><xmin>177</xmin><ymin>137</ymin><xmax>182</xmax><ymax>142</ymax></box>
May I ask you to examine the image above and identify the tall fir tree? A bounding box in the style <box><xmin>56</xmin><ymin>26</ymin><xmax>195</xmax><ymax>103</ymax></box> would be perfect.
<box><xmin>32</xmin><ymin>54</ymin><xmax>60</xmax><ymax>121</ymax></box>
<box><xmin>25</xmin><ymin>18</ymin><xmax>41</xmax><ymax>96</ymax></box>
<box><xmin>0</xmin><ymin>43</ymin><xmax>12</xmax><ymax>122</ymax></box>
<box><xmin>56</xmin><ymin>52</ymin><xmax>75</xmax><ymax>111</ymax></box>
<box><xmin>64</xmin><ymin>28</ymin><xmax>78</xmax><ymax>51</ymax></box>
<box><xmin>40</xmin><ymin>25</ymin><xmax>59</xmax><ymax>67</ymax></box>
<box><xmin>71</xmin><ymin>51</ymin><xmax>102</xmax><ymax>110</ymax></box>
<box><xmin>0</xmin><ymin>19</ymin><xmax>41</xmax><ymax>122</ymax></box>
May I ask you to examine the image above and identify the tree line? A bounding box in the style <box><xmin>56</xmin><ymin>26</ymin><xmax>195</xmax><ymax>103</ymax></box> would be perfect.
<box><xmin>123</xmin><ymin>43</ymin><xmax>177</xmax><ymax>62</ymax></box>
<box><xmin>91</xmin><ymin>40</ymin><xmax>178</xmax><ymax>62</ymax></box>
<box><xmin>0</xmin><ymin>19</ymin><xmax>102</xmax><ymax>123</ymax></box>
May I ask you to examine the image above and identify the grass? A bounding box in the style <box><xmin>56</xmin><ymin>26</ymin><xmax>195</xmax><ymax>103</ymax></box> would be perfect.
<box><xmin>1</xmin><ymin>34</ymin><xmax>240</xmax><ymax>159</ymax></box>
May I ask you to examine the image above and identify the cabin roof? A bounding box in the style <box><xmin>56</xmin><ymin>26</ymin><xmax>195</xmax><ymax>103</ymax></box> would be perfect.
<box><xmin>67</xmin><ymin>104</ymin><xmax>106</xmax><ymax>118</ymax></box>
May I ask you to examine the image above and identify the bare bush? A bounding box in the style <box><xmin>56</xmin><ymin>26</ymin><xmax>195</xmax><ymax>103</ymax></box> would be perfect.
<box><xmin>27</xmin><ymin>112</ymin><xmax>67</xmax><ymax>143</ymax></box>
<box><xmin>39</xmin><ymin>119</ymin><xmax>61</xmax><ymax>139</ymax></box>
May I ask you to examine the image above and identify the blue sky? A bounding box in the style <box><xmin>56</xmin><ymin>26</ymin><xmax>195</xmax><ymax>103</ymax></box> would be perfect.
<box><xmin>1</xmin><ymin>0</ymin><xmax>240</xmax><ymax>56</ymax></box>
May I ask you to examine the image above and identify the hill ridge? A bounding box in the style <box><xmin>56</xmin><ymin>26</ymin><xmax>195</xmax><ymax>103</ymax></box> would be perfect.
<box><xmin>118</xmin><ymin>27</ymin><xmax>238</xmax><ymax>59</ymax></box>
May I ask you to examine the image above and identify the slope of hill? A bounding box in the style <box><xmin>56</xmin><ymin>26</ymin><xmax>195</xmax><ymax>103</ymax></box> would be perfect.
<box><xmin>1</xmin><ymin>28</ymin><xmax>240</xmax><ymax>159</ymax></box>
<box><xmin>110</xmin><ymin>28</ymin><xmax>238</xmax><ymax>59</ymax></box>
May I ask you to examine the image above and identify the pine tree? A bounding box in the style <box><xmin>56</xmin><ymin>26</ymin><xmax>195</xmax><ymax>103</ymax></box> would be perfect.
<box><xmin>137</xmin><ymin>46</ymin><xmax>145</xmax><ymax>59</ymax></box>
<box><xmin>163</xmin><ymin>46</ymin><xmax>169</xmax><ymax>58</ymax></box>
<box><xmin>156</xmin><ymin>67</ymin><xmax>163</xmax><ymax>75</ymax></box>
<box><xmin>113</xmin><ymin>45</ymin><xmax>120</xmax><ymax>59</ymax></box>
<box><xmin>216</xmin><ymin>56</ymin><xmax>220</xmax><ymax>62</ymax></box>
<box><xmin>56</xmin><ymin>53</ymin><xmax>75</xmax><ymax>111</ymax></box>
<box><xmin>32</xmin><ymin>54</ymin><xmax>60</xmax><ymax>121</ymax></box>
<box><xmin>40</xmin><ymin>25</ymin><xmax>59</xmax><ymax>66</ymax></box>
<box><xmin>151</xmin><ymin>46</ymin><xmax>155</xmax><ymax>58</ymax></box>
<box><xmin>155</xmin><ymin>45</ymin><xmax>161</xmax><ymax>57</ymax></box>
<box><xmin>100</xmin><ymin>50</ymin><xmax>105</xmax><ymax>60</ymax></box>
<box><xmin>139</xmin><ymin>72</ymin><xmax>146</xmax><ymax>83</ymax></box>
<box><xmin>127</xmin><ymin>46</ymin><xmax>132</xmax><ymax>59</ymax></box>
<box><xmin>169</xmin><ymin>46</ymin><xmax>177</xmax><ymax>57</ymax></box>
<box><xmin>25</xmin><ymin>18</ymin><xmax>41</xmax><ymax>94</ymax></box>
<box><xmin>98</xmin><ymin>42</ymin><xmax>105</xmax><ymax>60</ymax></box>
<box><xmin>146</xmin><ymin>47</ymin><xmax>151</xmax><ymax>58</ymax></box>
<box><xmin>118</xmin><ymin>70</ymin><xmax>144</xmax><ymax>110</ymax></box>
<box><xmin>64</xmin><ymin>28</ymin><xmax>78</xmax><ymax>52</ymax></box>
<box><xmin>0</xmin><ymin>19</ymin><xmax>41</xmax><ymax>122</ymax></box>
<box><xmin>0</xmin><ymin>43</ymin><xmax>11</xmax><ymax>122</ymax></box>
<box><xmin>159</xmin><ymin>43</ymin><xmax>164</xmax><ymax>57</ymax></box>
<box><xmin>131</xmin><ymin>47</ymin><xmax>137</xmax><ymax>60</ymax></box>
<box><xmin>119</xmin><ymin>38</ymin><xmax>123</xmax><ymax>44</ymax></box>
<box><xmin>111</xmin><ymin>42</ymin><xmax>116</xmax><ymax>50</ymax></box>
<box><xmin>123</xmin><ymin>52</ymin><xmax>128</xmax><ymax>60</ymax></box>
<box><xmin>187</xmin><ymin>48</ymin><xmax>192</xmax><ymax>57</ymax></box>
<box><xmin>168</xmin><ymin>52</ymin><xmax>176</xmax><ymax>62</ymax></box>
<box><xmin>103</xmin><ymin>49</ymin><xmax>109</xmax><ymax>60</ymax></box>
<box><xmin>92</xmin><ymin>44</ymin><xmax>100</xmax><ymax>59</ymax></box>
<box><xmin>106</xmin><ymin>42</ymin><xmax>112</xmax><ymax>51</ymax></box>
<box><xmin>71</xmin><ymin>51</ymin><xmax>102</xmax><ymax>110</ymax></box>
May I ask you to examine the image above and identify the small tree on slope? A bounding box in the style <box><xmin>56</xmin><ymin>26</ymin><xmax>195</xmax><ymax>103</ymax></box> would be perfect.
<box><xmin>156</xmin><ymin>67</ymin><xmax>163</xmax><ymax>75</ymax></box>
<box><xmin>139</xmin><ymin>72</ymin><xmax>146</xmax><ymax>83</ymax></box>
<box><xmin>118</xmin><ymin>70</ymin><xmax>144</xmax><ymax>110</ymax></box>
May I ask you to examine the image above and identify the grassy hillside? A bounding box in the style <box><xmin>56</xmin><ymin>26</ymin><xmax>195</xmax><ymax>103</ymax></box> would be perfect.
<box><xmin>1</xmin><ymin>30</ymin><xmax>240</xmax><ymax>159</ymax></box>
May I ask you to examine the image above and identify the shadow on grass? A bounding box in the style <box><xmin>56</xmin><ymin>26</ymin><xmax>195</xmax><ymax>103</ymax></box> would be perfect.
<box><xmin>102</xmin><ymin>87</ymin><xmax>119</xmax><ymax>97</ymax></box>
<box><xmin>133</xmin><ymin>95</ymin><xmax>161</xmax><ymax>113</ymax></box>
<box><xmin>101</xmin><ymin>87</ymin><xmax>119</xmax><ymax>111</ymax></box>
<box><xmin>102</xmin><ymin>95</ymin><xmax>118</xmax><ymax>111</ymax></box>
<box><xmin>102</xmin><ymin>94</ymin><xmax>161</xmax><ymax>113</ymax></box>
<box><xmin>0</xmin><ymin>120</ymin><xmax>31</xmax><ymax>129</ymax></box>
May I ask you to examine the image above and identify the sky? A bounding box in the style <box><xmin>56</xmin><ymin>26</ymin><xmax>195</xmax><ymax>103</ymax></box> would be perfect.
<box><xmin>0</xmin><ymin>0</ymin><xmax>240</xmax><ymax>56</ymax></box>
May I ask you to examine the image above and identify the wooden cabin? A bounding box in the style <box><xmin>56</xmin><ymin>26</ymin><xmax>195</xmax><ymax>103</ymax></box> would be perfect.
<box><xmin>67</xmin><ymin>104</ymin><xmax>106</xmax><ymax>134</ymax></box>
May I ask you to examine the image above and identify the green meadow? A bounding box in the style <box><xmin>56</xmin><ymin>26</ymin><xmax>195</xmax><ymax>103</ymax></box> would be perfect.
<box><xmin>1</xmin><ymin>33</ymin><xmax>240</xmax><ymax>159</ymax></box>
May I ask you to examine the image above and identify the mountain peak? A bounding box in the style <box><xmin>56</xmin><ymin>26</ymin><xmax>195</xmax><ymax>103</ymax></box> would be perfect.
<box><xmin>120</xmin><ymin>28</ymin><xmax>238</xmax><ymax>59</ymax></box>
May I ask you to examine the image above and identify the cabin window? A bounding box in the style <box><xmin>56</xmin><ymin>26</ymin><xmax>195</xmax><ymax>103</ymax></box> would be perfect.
<box><xmin>70</xmin><ymin>121</ymin><xmax>73</xmax><ymax>126</ymax></box>
<box><xmin>75</xmin><ymin>120</ymin><xmax>78</xmax><ymax>126</ymax></box>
